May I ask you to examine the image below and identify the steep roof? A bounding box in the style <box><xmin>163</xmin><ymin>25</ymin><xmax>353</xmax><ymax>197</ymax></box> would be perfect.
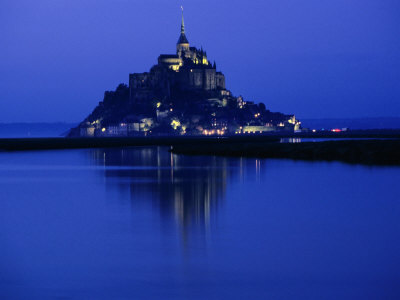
<box><xmin>177</xmin><ymin>33</ymin><xmax>189</xmax><ymax>45</ymax></box>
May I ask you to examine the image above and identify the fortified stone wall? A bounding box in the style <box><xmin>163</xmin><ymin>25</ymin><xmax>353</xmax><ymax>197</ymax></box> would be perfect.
<box><xmin>130</xmin><ymin>65</ymin><xmax>227</xmax><ymax>100</ymax></box>
<box><xmin>216</xmin><ymin>72</ymin><xmax>225</xmax><ymax>90</ymax></box>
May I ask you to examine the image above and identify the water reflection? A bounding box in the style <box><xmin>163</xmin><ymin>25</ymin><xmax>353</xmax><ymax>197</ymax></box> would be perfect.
<box><xmin>2</xmin><ymin>148</ymin><xmax>399</xmax><ymax>299</ymax></box>
<box><xmin>87</xmin><ymin>147</ymin><xmax>266</xmax><ymax>243</ymax></box>
<box><xmin>280</xmin><ymin>137</ymin><xmax>302</xmax><ymax>143</ymax></box>
<box><xmin>87</xmin><ymin>148</ymin><xmax>217</xmax><ymax>242</ymax></box>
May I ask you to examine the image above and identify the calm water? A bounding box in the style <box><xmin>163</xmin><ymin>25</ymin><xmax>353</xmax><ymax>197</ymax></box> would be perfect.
<box><xmin>0</xmin><ymin>147</ymin><xmax>399</xmax><ymax>299</ymax></box>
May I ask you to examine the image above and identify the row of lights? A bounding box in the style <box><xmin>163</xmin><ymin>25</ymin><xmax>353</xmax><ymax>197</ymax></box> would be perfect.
<box><xmin>311</xmin><ymin>129</ymin><xmax>343</xmax><ymax>133</ymax></box>
<box><xmin>235</xmin><ymin>131</ymin><xmax>264</xmax><ymax>134</ymax></box>
<box><xmin>203</xmin><ymin>129</ymin><xmax>225</xmax><ymax>136</ymax></box>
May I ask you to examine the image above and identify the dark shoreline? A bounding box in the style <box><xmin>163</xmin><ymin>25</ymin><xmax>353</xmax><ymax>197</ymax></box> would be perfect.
<box><xmin>171</xmin><ymin>139</ymin><xmax>400</xmax><ymax>166</ymax></box>
<box><xmin>0</xmin><ymin>136</ymin><xmax>280</xmax><ymax>151</ymax></box>
<box><xmin>1</xmin><ymin>130</ymin><xmax>400</xmax><ymax>166</ymax></box>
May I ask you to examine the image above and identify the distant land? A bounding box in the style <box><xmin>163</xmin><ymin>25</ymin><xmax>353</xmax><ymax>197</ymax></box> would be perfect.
<box><xmin>301</xmin><ymin>117</ymin><xmax>400</xmax><ymax>130</ymax></box>
<box><xmin>1</xmin><ymin>118</ymin><xmax>400</xmax><ymax>138</ymax></box>
<box><xmin>0</xmin><ymin>123</ymin><xmax>77</xmax><ymax>138</ymax></box>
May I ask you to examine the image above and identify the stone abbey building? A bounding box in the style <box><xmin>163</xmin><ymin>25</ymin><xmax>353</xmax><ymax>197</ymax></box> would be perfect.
<box><xmin>129</xmin><ymin>13</ymin><xmax>226</xmax><ymax>102</ymax></box>
<box><xmin>70</xmin><ymin>10</ymin><xmax>300</xmax><ymax>137</ymax></box>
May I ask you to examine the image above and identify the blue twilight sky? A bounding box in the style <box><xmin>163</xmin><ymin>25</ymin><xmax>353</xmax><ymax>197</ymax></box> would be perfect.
<box><xmin>1</xmin><ymin>0</ymin><xmax>400</xmax><ymax>122</ymax></box>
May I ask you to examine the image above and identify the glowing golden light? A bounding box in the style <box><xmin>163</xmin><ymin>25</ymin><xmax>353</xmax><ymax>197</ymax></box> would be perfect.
<box><xmin>203</xmin><ymin>129</ymin><xmax>225</xmax><ymax>136</ymax></box>
<box><xmin>171</xmin><ymin>119</ymin><xmax>181</xmax><ymax>130</ymax></box>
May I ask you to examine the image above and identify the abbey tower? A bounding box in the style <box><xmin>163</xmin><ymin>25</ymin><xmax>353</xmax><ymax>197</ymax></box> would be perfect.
<box><xmin>129</xmin><ymin>9</ymin><xmax>226</xmax><ymax>102</ymax></box>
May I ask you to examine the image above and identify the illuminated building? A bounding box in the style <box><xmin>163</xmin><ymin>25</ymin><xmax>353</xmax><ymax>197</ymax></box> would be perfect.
<box><xmin>69</xmin><ymin>8</ymin><xmax>300</xmax><ymax>137</ymax></box>
<box><xmin>129</xmin><ymin>8</ymin><xmax>226</xmax><ymax>102</ymax></box>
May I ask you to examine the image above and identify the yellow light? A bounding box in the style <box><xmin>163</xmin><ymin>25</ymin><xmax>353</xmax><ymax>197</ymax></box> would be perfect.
<box><xmin>156</xmin><ymin>102</ymin><xmax>161</xmax><ymax>108</ymax></box>
<box><xmin>101</xmin><ymin>128</ymin><xmax>106</xmax><ymax>132</ymax></box>
<box><xmin>171</xmin><ymin>119</ymin><xmax>181</xmax><ymax>130</ymax></box>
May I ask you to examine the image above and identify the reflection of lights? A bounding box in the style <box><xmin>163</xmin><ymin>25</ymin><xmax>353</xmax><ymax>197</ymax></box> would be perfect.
<box><xmin>170</xmin><ymin>151</ymin><xmax>174</xmax><ymax>183</ymax></box>
<box><xmin>95</xmin><ymin>147</ymin><xmax>231</xmax><ymax>251</ymax></box>
<box><xmin>255</xmin><ymin>159</ymin><xmax>261</xmax><ymax>182</ymax></box>
<box><xmin>280</xmin><ymin>138</ymin><xmax>302</xmax><ymax>143</ymax></box>
<box><xmin>331</xmin><ymin>129</ymin><xmax>342</xmax><ymax>132</ymax></box>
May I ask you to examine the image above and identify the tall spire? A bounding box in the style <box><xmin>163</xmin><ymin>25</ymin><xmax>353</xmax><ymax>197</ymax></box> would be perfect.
<box><xmin>181</xmin><ymin>6</ymin><xmax>185</xmax><ymax>34</ymax></box>
<box><xmin>177</xmin><ymin>6</ymin><xmax>189</xmax><ymax>48</ymax></box>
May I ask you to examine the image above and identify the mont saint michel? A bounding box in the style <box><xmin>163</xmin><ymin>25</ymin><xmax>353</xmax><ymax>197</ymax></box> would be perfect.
<box><xmin>69</xmin><ymin>11</ymin><xmax>300</xmax><ymax>137</ymax></box>
<box><xmin>2</xmin><ymin>2</ymin><xmax>400</xmax><ymax>299</ymax></box>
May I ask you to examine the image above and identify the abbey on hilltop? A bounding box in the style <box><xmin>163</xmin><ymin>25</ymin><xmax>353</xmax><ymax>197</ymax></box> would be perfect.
<box><xmin>69</xmin><ymin>10</ymin><xmax>300</xmax><ymax>137</ymax></box>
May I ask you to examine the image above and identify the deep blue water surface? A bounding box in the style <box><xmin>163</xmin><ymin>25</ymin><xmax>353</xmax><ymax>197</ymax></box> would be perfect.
<box><xmin>0</xmin><ymin>147</ymin><xmax>399</xmax><ymax>299</ymax></box>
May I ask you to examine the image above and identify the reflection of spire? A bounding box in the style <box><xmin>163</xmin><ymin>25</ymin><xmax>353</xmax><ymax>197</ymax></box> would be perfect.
<box><xmin>91</xmin><ymin>147</ymin><xmax>233</xmax><ymax>253</ymax></box>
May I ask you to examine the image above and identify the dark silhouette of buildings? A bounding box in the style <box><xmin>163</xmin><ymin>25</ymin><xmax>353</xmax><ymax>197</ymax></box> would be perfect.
<box><xmin>70</xmin><ymin>9</ymin><xmax>300</xmax><ymax>137</ymax></box>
